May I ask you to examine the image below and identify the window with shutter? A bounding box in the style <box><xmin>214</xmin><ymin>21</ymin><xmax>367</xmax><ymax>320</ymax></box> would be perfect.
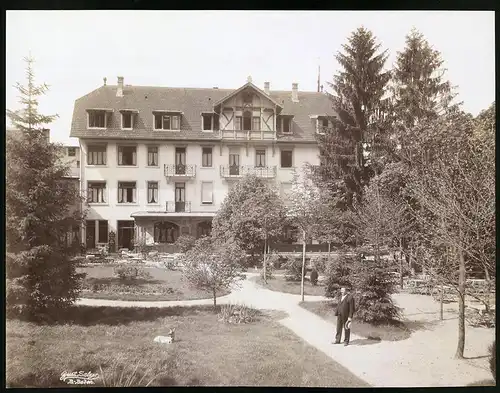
<box><xmin>201</xmin><ymin>182</ymin><xmax>213</xmax><ymax>204</ymax></box>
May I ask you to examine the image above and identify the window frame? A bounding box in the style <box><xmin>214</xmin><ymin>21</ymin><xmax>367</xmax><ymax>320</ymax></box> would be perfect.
<box><xmin>282</xmin><ymin>117</ymin><xmax>292</xmax><ymax>134</ymax></box>
<box><xmin>87</xmin><ymin>110</ymin><xmax>107</xmax><ymax>129</ymax></box>
<box><xmin>87</xmin><ymin>145</ymin><xmax>107</xmax><ymax>166</ymax></box>
<box><xmin>255</xmin><ymin>149</ymin><xmax>266</xmax><ymax>167</ymax></box>
<box><xmin>117</xmin><ymin>145</ymin><xmax>137</xmax><ymax>166</ymax></box>
<box><xmin>121</xmin><ymin>112</ymin><xmax>133</xmax><ymax>130</ymax></box>
<box><xmin>147</xmin><ymin>181</ymin><xmax>159</xmax><ymax>204</ymax></box>
<box><xmin>280</xmin><ymin>149</ymin><xmax>293</xmax><ymax>168</ymax></box>
<box><xmin>147</xmin><ymin>146</ymin><xmax>159</xmax><ymax>167</ymax></box>
<box><xmin>87</xmin><ymin>181</ymin><xmax>107</xmax><ymax>204</ymax></box>
<box><xmin>117</xmin><ymin>181</ymin><xmax>137</xmax><ymax>204</ymax></box>
<box><xmin>202</xmin><ymin>147</ymin><xmax>213</xmax><ymax>168</ymax></box>
<box><xmin>153</xmin><ymin>113</ymin><xmax>181</xmax><ymax>131</ymax></box>
<box><xmin>67</xmin><ymin>147</ymin><xmax>76</xmax><ymax>156</ymax></box>
<box><xmin>201</xmin><ymin>181</ymin><xmax>214</xmax><ymax>205</ymax></box>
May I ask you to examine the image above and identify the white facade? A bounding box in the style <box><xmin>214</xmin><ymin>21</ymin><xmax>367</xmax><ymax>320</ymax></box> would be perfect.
<box><xmin>80</xmin><ymin>139</ymin><xmax>319</xmax><ymax>248</ymax></box>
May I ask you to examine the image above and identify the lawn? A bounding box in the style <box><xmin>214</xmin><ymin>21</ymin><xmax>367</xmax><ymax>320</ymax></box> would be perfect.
<box><xmin>78</xmin><ymin>264</ymin><xmax>230</xmax><ymax>301</ymax></box>
<box><xmin>6</xmin><ymin>305</ymin><xmax>369</xmax><ymax>387</ymax></box>
<box><xmin>299</xmin><ymin>301</ymin><xmax>420</xmax><ymax>342</ymax></box>
<box><xmin>250</xmin><ymin>275</ymin><xmax>326</xmax><ymax>297</ymax></box>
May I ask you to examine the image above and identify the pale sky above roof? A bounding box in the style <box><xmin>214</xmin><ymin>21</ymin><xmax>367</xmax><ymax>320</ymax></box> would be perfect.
<box><xmin>6</xmin><ymin>10</ymin><xmax>495</xmax><ymax>145</ymax></box>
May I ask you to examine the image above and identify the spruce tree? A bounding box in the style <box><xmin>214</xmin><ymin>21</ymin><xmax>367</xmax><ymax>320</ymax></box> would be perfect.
<box><xmin>316</xmin><ymin>27</ymin><xmax>391</xmax><ymax>208</ymax></box>
<box><xmin>6</xmin><ymin>55</ymin><xmax>85</xmax><ymax>320</ymax></box>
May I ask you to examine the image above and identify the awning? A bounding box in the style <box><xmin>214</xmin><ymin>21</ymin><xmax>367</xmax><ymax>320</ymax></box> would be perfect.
<box><xmin>131</xmin><ymin>211</ymin><xmax>216</xmax><ymax>218</ymax></box>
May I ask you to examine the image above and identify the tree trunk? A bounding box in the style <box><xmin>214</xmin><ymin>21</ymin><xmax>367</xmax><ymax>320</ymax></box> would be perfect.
<box><xmin>399</xmin><ymin>238</ymin><xmax>404</xmax><ymax>289</ymax></box>
<box><xmin>301</xmin><ymin>230</ymin><xmax>306</xmax><ymax>302</ymax></box>
<box><xmin>328</xmin><ymin>241</ymin><xmax>331</xmax><ymax>261</ymax></box>
<box><xmin>263</xmin><ymin>235</ymin><xmax>267</xmax><ymax>285</ymax></box>
<box><xmin>455</xmin><ymin>245</ymin><xmax>466</xmax><ymax>359</ymax></box>
<box><xmin>440</xmin><ymin>283</ymin><xmax>444</xmax><ymax>321</ymax></box>
<box><xmin>213</xmin><ymin>288</ymin><xmax>217</xmax><ymax>308</ymax></box>
<box><xmin>484</xmin><ymin>266</ymin><xmax>491</xmax><ymax>313</ymax></box>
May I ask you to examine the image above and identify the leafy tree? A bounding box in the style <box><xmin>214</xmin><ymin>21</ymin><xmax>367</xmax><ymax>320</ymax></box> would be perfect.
<box><xmin>180</xmin><ymin>237</ymin><xmax>245</xmax><ymax>307</ymax></box>
<box><xmin>406</xmin><ymin>108</ymin><xmax>495</xmax><ymax>358</ymax></box>
<box><xmin>317</xmin><ymin>26</ymin><xmax>391</xmax><ymax>208</ymax></box>
<box><xmin>287</xmin><ymin>166</ymin><xmax>324</xmax><ymax>300</ymax></box>
<box><xmin>212</xmin><ymin>174</ymin><xmax>288</xmax><ymax>283</ymax></box>
<box><xmin>6</xmin><ymin>55</ymin><xmax>86</xmax><ymax>320</ymax></box>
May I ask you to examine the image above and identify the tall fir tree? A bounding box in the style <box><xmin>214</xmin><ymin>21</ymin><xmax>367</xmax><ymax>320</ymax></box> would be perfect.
<box><xmin>389</xmin><ymin>28</ymin><xmax>459</xmax><ymax>163</ymax></box>
<box><xmin>316</xmin><ymin>27</ymin><xmax>391</xmax><ymax>209</ymax></box>
<box><xmin>6</xmin><ymin>55</ymin><xmax>85</xmax><ymax>320</ymax></box>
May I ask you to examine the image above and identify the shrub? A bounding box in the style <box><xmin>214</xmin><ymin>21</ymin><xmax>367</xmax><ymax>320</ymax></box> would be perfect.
<box><xmin>310</xmin><ymin>269</ymin><xmax>319</xmax><ymax>286</ymax></box>
<box><xmin>218</xmin><ymin>303</ymin><xmax>257</xmax><ymax>324</ymax></box>
<box><xmin>284</xmin><ymin>257</ymin><xmax>307</xmax><ymax>282</ymax></box>
<box><xmin>324</xmin><ymin>253</ymin><xmax>355</xmax><ymax>298</ymax></box>
<box><xmin>113</xmin><ymin>266</ymin><xmax>152</xmax><ymax>281</ymax></box>
<box><xmin>466</xmin><ymin>308</ymin><xmax>495</xmax><ymax>328</ymax></box>
<box><xmin>261</xmin><ymin>253</ymin><xmax>279</xmax><ymax>281</ymax></box>
<box><xmin>310</xmin><ymin>255</ymin><xmax>327</xmax><ymax>274</ymax></box>
<box><xmin>353</xmin><ymin>257</ymin><xmax>402</xmax><ymax>324</ymax></box>
<box><xmin>174</xmin><ymin>235</ymin><xmax>197</xmax><ymax>253</ymax></box>
<box><xmin>490</xmin><ymin>341</ymin><xmax>496</xmax><ymax>380</ymax></box>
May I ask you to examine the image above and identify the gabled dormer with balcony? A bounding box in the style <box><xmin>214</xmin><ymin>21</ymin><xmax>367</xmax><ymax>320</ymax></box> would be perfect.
<box><xmin>214</xmin><ymin>77</ymin><xmax>283</xmax><ymax>141</ymax></box>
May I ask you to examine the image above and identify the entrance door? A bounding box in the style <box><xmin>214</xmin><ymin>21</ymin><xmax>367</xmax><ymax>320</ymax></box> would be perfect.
<box><xmin>175</xmin><ymin>147</ymin><xmax>186</xmax><ymax>174</ymax></box>
<box><xmin>118</xmin><ymin>220</ymin><xmax>135</xmax><ymax>250</ymax></box>
<box><xmin>86</xmin><ymin>220</ymin><xmax>96</xmax><ymax>250</ymax></box>
<box><xmin>229</xmin><ymin>153</ymin><xmax>240</xmax><ymax>175</ymax></box>
<box><xmin>175</xmin><ymin>183</ymin><xmax>185</xmax><ymax>212</ymax></box>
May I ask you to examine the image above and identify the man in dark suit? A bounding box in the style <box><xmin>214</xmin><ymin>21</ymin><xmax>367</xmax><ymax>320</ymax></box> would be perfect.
<box><xmin>333</xmin><ymin>286</ymin><xmax>355</xmax><ymax>346</ymax></box>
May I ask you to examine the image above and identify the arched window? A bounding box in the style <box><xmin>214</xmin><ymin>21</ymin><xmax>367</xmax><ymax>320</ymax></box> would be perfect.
<box><xmin>154</xmin><ymin>221</ymin><xmax>180</xmax><ymax>243</ymax></box>
<box><xmin>243</xmin><ymin>111</ymin><xmax>252</xmax><ymax>131</ymax></box>
<box><xmin>197</xmin><ymin>221</ymin><xmax>212</xmax><ymax>238</ymax></box>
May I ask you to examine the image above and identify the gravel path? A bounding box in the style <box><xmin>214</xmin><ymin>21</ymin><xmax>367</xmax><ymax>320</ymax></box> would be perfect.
<box><xmin>76</xmin><ymin>273</ymin><xmax>495</xmax><ymax>387</ymax></box>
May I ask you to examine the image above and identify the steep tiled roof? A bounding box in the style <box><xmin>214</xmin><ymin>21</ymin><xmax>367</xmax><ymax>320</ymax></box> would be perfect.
<box><xmin>70</xmin><ymin>84</ymin><xmax>336</xmax><ymax>142</ymax></box>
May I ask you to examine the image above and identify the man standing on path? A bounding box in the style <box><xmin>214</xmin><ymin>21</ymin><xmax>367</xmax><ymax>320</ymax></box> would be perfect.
<box><xmin>333</xmin><ymin>286</ymin><xmax>355</xmax><ymax>346</ymax></box>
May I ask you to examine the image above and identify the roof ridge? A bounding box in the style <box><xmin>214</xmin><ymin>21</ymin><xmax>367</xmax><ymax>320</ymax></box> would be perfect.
<box><xmin>101</xmin><ymin>85</ymin><xmax>324</xmax><ymax>94</ymax></box>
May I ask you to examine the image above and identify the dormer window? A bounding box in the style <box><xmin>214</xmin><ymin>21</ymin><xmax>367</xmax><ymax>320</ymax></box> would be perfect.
<box><xmin>122</xmin><ymin>113</ymin><xmax>132</xmax><ymax>129</ymax></box>
<box><xmin>277</xmin><ymin>115</ymin><xmax>293</xmax><ymax>134</ymax></box>
<box><xmin>88</xmin><ymin>110</ymin><xmax>108</xmax><ymax>129</ymax></box>
<box><xmin>153</xmin><ymin>111</ymin><xmax>181</xmax><ymax>131</ymax></box>
<box><xmin>201</xmin><ymin>112</ymin><xmax>220</xmax><ymax>131</ymax></box>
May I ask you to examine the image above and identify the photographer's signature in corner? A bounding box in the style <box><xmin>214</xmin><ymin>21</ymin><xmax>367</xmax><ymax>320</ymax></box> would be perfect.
<box><xmin>60</xmin><ymin>371</ymin><xmax>100</xmax><ymax>385</ymax></box>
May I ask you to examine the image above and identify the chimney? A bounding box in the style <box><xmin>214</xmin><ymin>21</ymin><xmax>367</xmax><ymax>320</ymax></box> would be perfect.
<box><xmin>264</xmin><ymin>82</ymin><xmax>270</xmax><ymax>95</ymax></box>
<box><xmin>117</xmin><ymin>76</ymin><xmax>124</xmax><ymax>97</ymax></box>
<box><xmin>291</xmin><ymin>82</ymin><xmax>299</xmax><ymax>102</ymax></box>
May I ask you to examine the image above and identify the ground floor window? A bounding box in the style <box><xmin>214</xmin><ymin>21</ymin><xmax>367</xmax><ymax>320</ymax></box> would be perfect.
<box><xmin>154</xmin><ymin>221</ymin><xmax>180</xmax><ymax>243</ymax></box>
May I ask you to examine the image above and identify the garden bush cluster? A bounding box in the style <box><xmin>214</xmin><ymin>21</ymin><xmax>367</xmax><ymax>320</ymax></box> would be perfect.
<box><xmin>218</xmin><ymin>303</ymin><xmax>257</xmax><ymax>324</ymax></box>
<box><xmin>284</xmin><ymin>257</ymin><xmax>307</xmax><ymax>282</ymax></box>
<box><xmin>113</xmin><ymin>266</ymin><xmax>153</xmax><ymax>281</ymax></box>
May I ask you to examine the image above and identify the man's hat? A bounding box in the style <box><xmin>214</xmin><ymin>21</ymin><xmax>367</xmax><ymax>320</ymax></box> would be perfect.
<box><xmin>345</xmin><ymin>320</ymin><xmax>352</xmax><ymax>330</ymax></box>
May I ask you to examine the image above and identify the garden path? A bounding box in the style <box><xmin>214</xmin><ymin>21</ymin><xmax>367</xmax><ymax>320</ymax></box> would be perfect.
<box><xmin>76</xmin><ymin>273</ymin><xmax>495</xmax><ymax>387</ymax></box>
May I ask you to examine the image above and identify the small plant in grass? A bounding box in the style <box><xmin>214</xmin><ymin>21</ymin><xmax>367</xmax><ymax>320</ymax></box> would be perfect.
<box><xmin>218</xmin><ymin>303</ymin><xmax>257</xmax><ymax>324</ymax></box>
<box><xmin>98</xmin><ymin>361</ymin><xmax>166</xmax><ymax>387</ymax></box>
<box><xmin>113</xmin><ymin>266</ymin><xmax>152</xmax><ymax>281</ymax></box>
<box><xmin>310</xmin><ymin>268</ymin><xmax>319</xmax><ymax>286</ymax></box>
<box><xmin>261</xmin><ymin>252</ymin><xmax>279</xmax><ymax>281</ymax></box>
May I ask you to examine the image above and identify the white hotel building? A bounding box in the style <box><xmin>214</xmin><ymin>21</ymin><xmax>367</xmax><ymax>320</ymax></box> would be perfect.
<box><xmin>70</xmin><ymin>76</ymin><xmax>336</xmax><ymax>251</ymax></box>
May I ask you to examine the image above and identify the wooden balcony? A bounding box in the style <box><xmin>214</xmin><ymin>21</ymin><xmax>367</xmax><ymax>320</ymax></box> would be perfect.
<box><xmin>164</xmin><ymin>164</ymin><xmax>196</xmax><ymax>180</ymax></box>
<box><xmin>219</xmin><ymin>165</ymin><xmax>277</xmax><ymax>179</ymax></box>
<box><xmin>219</xmin><ymin>129</ymin><xmax>276</xmax><ymax>141</ymax></box>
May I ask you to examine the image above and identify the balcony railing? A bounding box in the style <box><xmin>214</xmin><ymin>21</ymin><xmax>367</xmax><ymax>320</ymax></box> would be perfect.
<box><xmin>166</xmin><ymin>201</ymin><xmax>192</xmax><ymax>213</ymax></box>
<box><xmin>219</xmin><ymin>129</ymin><xmax>276</xmax><ymax>141</ymax></box>
<box><xmin>164</xmin><ymin>164</ymin><xmax>196</xmax><ymax>178</ymax></box>
<box><xmin>219</xmin><ymin>165</ymin><xmax>277</xmax><ymax>178</ymax></box>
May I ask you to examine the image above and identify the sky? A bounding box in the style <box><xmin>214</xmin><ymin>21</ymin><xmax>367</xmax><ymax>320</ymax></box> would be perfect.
<box><xmin>6</xmin><ymin>11</ymin><xmax>495</xmax><ymax>145</ymax></box>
